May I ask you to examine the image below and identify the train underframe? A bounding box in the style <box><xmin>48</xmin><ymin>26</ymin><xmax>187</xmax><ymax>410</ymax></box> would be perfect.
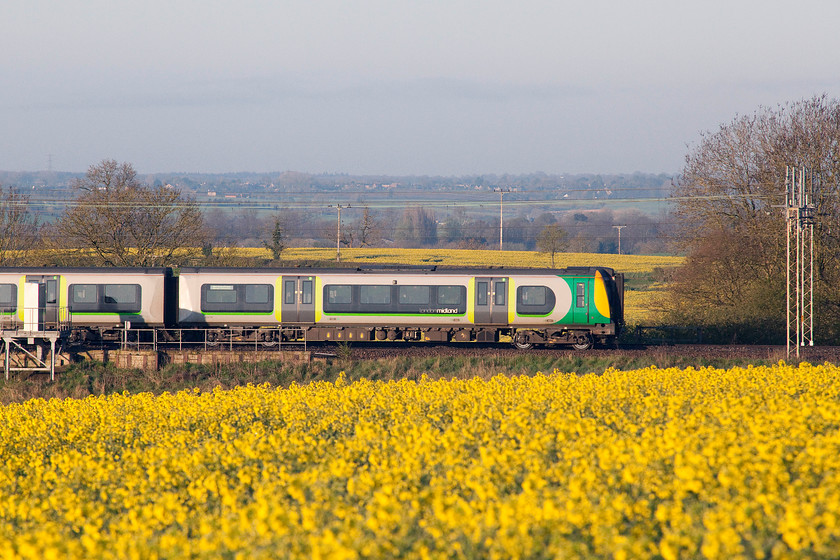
<box><xmin>67</xmin><ymin>323</ymin><xmax>618</xmax><ymax>350</ymax></box>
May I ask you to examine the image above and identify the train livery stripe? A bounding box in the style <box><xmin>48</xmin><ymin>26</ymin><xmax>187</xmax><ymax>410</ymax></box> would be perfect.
<box><xmin>60</xmin><ymin>275</ymin><xmax>68</xmax><ymax>322</ymax></box>
<box><xmin>508</xmin><ymin>278</ymin><xmax>515</xmax><ymax>324</ymax></box>
<box><xmin>594</xmin><ymin>270</ymin><xmax>610</xmax><ymax>320</ymax></box>
<box><xmin>467</xmin><ymin>277</ymin><xmax>475</xmax><ymax>324</ymax></box>
<box><xmin>315</xmin><ymin>276</ymin><xmax>323</xmax><ymax>323</ymax></box>
<box><xmin>17</xmin><ymin>276</ymin><xmax>25</xmax><ymax>323</ymax></box>
<box><xmin>274</xmin><ymin>276</ymin><xmax>283</xmax><ymax>323</ymax></box>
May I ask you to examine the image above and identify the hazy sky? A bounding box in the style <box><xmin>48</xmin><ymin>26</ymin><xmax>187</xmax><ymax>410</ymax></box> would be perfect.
<box><xmin>3</xmin><ymin>0</ymin><xmax>839</xmax><ymax>175</ymax></box>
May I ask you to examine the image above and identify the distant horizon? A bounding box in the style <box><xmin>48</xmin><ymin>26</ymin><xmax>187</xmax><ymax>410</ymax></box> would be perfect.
<box><xmin>1</xmin><ymin>167</ymin><xmax>677</xmax><ymax>178</ymax></box>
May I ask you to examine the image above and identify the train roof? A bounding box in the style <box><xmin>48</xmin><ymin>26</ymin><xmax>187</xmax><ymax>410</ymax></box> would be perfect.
<box><xmin>0</xmin><ymin>267</ymin><xmax>173</xmax><ymax>275</ymax></box>
<box><xmin>177</xmin><ymin>265</ymin><xmax>617</xmax><ymax>276</ymax></box>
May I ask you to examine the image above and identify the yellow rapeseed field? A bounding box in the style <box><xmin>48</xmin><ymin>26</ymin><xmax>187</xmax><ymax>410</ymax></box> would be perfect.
<box><xmin>241</xmin><ymin>247</ymin><xmax>683</xmax><ymax>274</ymax></box>
<box><xmin>1</xmin><ymin>363</ymin><xmax>838</xmax><ymax>559</ymax></box>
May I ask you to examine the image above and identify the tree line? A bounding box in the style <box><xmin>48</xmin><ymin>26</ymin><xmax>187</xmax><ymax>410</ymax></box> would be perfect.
<box><xmin>0</xmin><ymin>160</ymin><xmax>670</xmax><ymax>267</ymax></box>
<box><xmin>663</xmin><ymin>94</ymin><xmax>840</xmax><ymax>344</ymax></box>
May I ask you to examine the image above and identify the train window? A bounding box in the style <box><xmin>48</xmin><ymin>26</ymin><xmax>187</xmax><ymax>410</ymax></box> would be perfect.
<box><xmin>104</xmin><ymin>284</ymin><xmax>138</xmax><ymax>305</ymax></box>
<box><xmin>245</xmin><ymin>284</ymin><xmax>271</xmax><ymax>304</ymax></box>
<box><xmin>517</xmin><ymin>286</ymin><xmax>556</xmax><ymax>315</ymax></box>
<box><xmin>494</xmin><ymin>282</ymin><xmax>506</xmax><ymax>306</ymax></box>
<box><xmin>206</xmin><ymin>285</ymin><xmax>237</xmax><ymax>304</ymax></box>
<box><xmin>284</xmin><ymin>281</ymin><xmax>296</xmax><ymax>305</ymax></box>
<box><xmin>360</xmin><ymin>285</ymin><xmax>391</xmax><ymax>305</ymax></box>
<box><xmin>70</xmin><ymin>284</ymin><xmax>142</xmax><ymax>313</ymax></box>
<box><xmin>46</xmin><ymin>280</ymin><xmax>57</xmax><ymax>304</ymax></box>
<box><xmin>72</xmin><ymin>285</ymin><xmax>98</xmax><ymax>304</ymax></box>
<box><xmin>201</xmin><ymin>284</ymin><xmax>273</xmax><ymax>313</ymax></box>
<box><xmin>477</xmin><ymin>282</ymin><xmax>488</xmax><ymax>306</ymax></box>
<box><xmin>328</xmin><ymin>285</ymin><xmax>352</xmax><ymax>305</ymax></box>
<box><xmin>0</xmin><ymin>284</ymin><xmax>17</xmax><ymax>311</ymax></box>
<box><xmin>519</xmin><ymin>286</ymin><xmax>546</xmax><ymax>306</ymax></box>
<box><xmin>576</xmin><ymin>282</ymin><xmax>586</xmax><ymax>308</ymax></box>
<box><xmin>399</xmin><ymin>285</ymin><xmax>430</xmax><ymax>305</ymax></box>
<box><xmin>302</xmin><ymin>281</ymin><xmax>313</xmax><ymax>305</ymax></box>
<box><xmin>437</xmin><ymin>286</ymin><xmax>462</xmax><ymax>305</ymax></box>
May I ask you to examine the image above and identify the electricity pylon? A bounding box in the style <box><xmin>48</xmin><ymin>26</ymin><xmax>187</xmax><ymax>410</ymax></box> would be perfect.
<box><xmin>786</xmin><ymin>166</ymin><xmax>815</xmax><ymax>358</ymax></box>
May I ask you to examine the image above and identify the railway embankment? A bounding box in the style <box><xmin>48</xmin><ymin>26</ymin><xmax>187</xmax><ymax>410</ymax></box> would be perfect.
<box><xmin>2</xmin><ymin>343</ymin><xmax>837</xmax><ymax>404</ymax></box>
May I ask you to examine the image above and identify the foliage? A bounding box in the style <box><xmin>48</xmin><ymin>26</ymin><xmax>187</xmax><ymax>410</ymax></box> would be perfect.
<box><xmin>2</xmin><ymin>363</ymin><xmax>840</xmax><ymax>558</ymax></box>
<box><xmin>667</xmin><ymin>95</ymin><xmax>840</xmax><ymax>342</ymax></box>
<box><xmin>263</xmin><ymin>217</ymin><xmax>287</xmax><ymax>260</ymax></box>
<box><xmin>0</xmin><ymin>185</ymin><xmax>38</xmax><ymax>265</ymax></box>
<box><xmin>54</xmin><ymin>159</ymin><xmax>208</xmax><ymax>267</ymax></box>
<box><xmin>395</xmin><ymin>207</ymin><xmax>438</xmax><ymax>247</ymax></box>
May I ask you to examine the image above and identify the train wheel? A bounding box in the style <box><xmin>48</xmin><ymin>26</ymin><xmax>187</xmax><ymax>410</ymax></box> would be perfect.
<box><xmin>512</xmin><ymin>332</ymin><xmax>534</xmax><ymax>350</ymax></box>
<box><xmin>572</xmin><ymin>334</ymin><xmax>593</xmax><ymax>351</ymax></box>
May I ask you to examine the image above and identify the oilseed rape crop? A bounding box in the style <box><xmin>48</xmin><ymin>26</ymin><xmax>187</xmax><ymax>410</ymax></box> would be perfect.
<box><xmin>247</xmin><ymin>247</ymin><xmax>684</xmax><ymax>274</ymax></box>
<box><xmin>3</xmin><ymin>363</ymin><xmax>837</xmax><ymax>559</ymax></box>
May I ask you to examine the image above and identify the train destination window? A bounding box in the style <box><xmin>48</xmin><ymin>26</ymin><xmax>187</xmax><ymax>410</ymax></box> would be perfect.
<box><xmin>201</xmin><ymin>284</ymin><xmax>273</xmax><ymax>313</ymax></box>
<box><xmin>517</xmin><ymin>286</ymin><xmax>556</xmax><ymax>315</ymax></box>
<box><xmin>70</xmin><ymin>284</ymin><xmax>142</xmax><ymax>313</ymax></box>
<box><xmin>328</xmin><ymin>285</ymin><xmax>352</xmax><ymax>305</ymax></box>
<box><xmin>477</xmin><ymin>282</ymin><xmax>488</xmax><ymax>306</ymax></box>
<box><xmin>399</xmin><ymin>285</ymin><xmax>430</xmax><ymax>305</ymax></box>
<box><xmin>0</xmin><ymin>284</ymin><xmax>17</xmax><ymax>311</ymax></box>
<box><xmin>360</xmin><ymin>285</ymin><xmax>390</xmax><ymax>305</ymax></box>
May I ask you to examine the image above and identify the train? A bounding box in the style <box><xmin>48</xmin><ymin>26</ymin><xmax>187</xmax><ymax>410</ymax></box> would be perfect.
<box><xmin>0</xmin><ymin>265</ymin><xmax>624</xmax><ymax>350</ymax></box>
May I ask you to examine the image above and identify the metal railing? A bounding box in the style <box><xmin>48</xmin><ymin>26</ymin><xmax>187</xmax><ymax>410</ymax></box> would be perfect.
<box><xmin>121</xmin><ymin>327</ymin><xmax>308</xmax><ymax>352</ymax></box>
<box><xmin>0</xmin><ymin>307</ymin><xmax>72</xmax><ymax>333</ymax></box>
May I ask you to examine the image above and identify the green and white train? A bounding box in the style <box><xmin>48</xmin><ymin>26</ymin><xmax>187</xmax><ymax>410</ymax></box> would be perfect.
<box><xmin>178</xmin><ymin>266</ymin><xmax>624</xmax><ymax>349</ymax></box>
<box><xmin>0</xmin><ymin>265</ymin><xmax>624</xmax><ymax>350</ymax></box>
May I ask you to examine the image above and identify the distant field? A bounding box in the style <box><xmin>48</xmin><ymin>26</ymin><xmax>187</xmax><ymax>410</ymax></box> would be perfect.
<box><xmin>240</xmin><ymin>247</ymin><xmax>683</xmax><ymax>274</ymax></box>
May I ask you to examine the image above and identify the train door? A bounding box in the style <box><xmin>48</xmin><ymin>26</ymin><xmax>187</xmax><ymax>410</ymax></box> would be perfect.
<box><xmin>281</xmin><ymin>276</ymin><xmax>315</xmax><ymax>324</ymax></box>
<box><xmin>573</xmin><ymin>278</ymin><xmax>591</xmax><ymax>324</ymax></box>
<box><xmin>474</xmin><ymin>277</ymin><xmax>508</xmax><ymax>324</ymax></box>
<box><xmin>24</xmin><ymin>275</ymin><xmax>60</xmax><ymax>331</ymax></box>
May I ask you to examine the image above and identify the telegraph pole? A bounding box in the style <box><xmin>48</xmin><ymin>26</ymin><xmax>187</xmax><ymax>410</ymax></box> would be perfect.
<box><xmin>494</xmin><ymin>188</ymin><xmax>510</xmax><ymax>251</ymax></box>
<box><xmin>785</xmin><ymin>166</ymin><xmax>815</xmax><ymax>358</ymax></box>
<box><xmin>613</xmin><ymin>225</ymin><xmax>626</xmax><ymax>255</ymax></box>
<box><xmin>331</xmin><ymin>204</ymin><xmax>349</xmax><ymax>262</ymax></box>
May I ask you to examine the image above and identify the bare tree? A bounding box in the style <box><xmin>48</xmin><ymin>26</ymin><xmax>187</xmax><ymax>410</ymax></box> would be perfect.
<box><xmin>536</xmin><ymin>224</ymin><xmax>569</xmax><ymax>267</ymax></box>
<box><xmin>56</xmin><ymin>159</ymin><xmax>206</xmax><ymax>266</ymax></box>
<box><xmin>0</xmin><ymin>185</ymin><xmax>39</xmax><ymax>265</ymax></box>
<box><xmin>357</xmin><ymin>207</ymin><xmax>381</xmax><ymax>247</ymax></box>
